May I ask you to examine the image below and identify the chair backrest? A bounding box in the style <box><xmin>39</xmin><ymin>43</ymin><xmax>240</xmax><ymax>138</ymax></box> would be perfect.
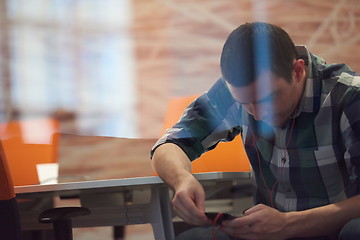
<box><xmin>0</xmin><ymin>118</ymin><xmax>60</xmax><ymax>186</ymax></box>
<box><xmin>162</xmin><ymin>96</ymin><xmax>250</xmax><ymax>173</ymax></box>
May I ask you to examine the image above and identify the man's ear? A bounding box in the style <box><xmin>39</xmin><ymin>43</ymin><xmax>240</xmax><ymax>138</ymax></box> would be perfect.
<box><xmin>293</xmin><ymin>59</ymin><xmax>305</xmax><ymax>83</ymax></box>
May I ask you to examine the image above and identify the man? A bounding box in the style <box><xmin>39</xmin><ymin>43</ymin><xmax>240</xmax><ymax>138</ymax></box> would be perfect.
<box><xmin>151</xmin><ymin>22</ymin><xmax>360</xmax><ymax>239</ymax></box>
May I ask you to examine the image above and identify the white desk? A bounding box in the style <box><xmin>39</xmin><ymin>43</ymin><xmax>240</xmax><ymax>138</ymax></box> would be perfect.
<box><xmin>15</xmin><ymin>171</ymin><xmax>251</xmax><ymax>240</ymax></box>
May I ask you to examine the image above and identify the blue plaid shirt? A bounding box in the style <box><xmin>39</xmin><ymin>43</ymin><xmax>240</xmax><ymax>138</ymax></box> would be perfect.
<box><xmin>151</xmin><ymin>47</ymin><xmax>360</xmax><ymax>212</ymax></box>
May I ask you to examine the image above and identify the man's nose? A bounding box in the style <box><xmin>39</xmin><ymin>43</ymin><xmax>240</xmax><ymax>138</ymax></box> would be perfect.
<box><xmin>249</xmin><ymin>103</ymin><xmax>265</xmax><ymax>121</ymax></box>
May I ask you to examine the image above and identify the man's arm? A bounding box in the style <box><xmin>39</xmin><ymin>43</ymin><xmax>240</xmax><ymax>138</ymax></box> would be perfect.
<box><xmin>151</xmin><ymin>143</ymin><xmax>209</xmax><ymax>225</ymax></box>
<box><xmin>151</xmin><ymin>79</ymin><xmax>241</xmax><ymax>225</ymax></box>
<box><xmin>221</xmin><ymin>195</ymin><xmax>360</xmax><ymax>239</ymax></box>
<box><xmin>151</xmin><ymin>143</ymin><xmax>192</xmax><ymax>189</ymax></box>
<box><xmin>285</xmin><ymin>195</ymin><xmax>360</xmax><ymax>238</ymax></box>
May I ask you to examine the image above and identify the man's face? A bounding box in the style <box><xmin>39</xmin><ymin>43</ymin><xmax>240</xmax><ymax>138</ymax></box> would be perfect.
<box><xmin>226</xmin><ymin>71</ymin><xmax>300</xmax><ymax>127</ymax></box>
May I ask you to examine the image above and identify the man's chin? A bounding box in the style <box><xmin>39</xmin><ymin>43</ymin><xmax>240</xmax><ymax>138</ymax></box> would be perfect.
<box><xmin>263</xmin><ymin>117</ymin><xmax>287</xmax><ymax>127</ymax></box>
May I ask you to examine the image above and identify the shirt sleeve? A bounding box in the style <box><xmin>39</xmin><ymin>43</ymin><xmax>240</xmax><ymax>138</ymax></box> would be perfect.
<box><xmin>150</xmin><ymin>78</ymin><xmax>242</xmax><ymax>161</ymax></box>
<box><xmin>340</xmin><ymin>78</ymin><xmax>360</xmax><ymax>196</ymax></box>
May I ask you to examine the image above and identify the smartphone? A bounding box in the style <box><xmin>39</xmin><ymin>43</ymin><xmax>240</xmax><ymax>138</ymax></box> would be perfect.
<box><xmin>205</xmin><ymin>212</ymin><xmax>237</xmax><ymax>225</ymax></box>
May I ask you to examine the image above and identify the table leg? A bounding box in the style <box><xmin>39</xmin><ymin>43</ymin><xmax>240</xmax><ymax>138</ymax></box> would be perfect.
<box><xmin>147</xmin><ymin>186</ymin><xmax>174</xmax><ymax>240</ymax></box>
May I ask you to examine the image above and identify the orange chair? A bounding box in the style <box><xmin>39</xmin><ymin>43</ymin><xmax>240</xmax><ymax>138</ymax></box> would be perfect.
<box><xmin>162</xmin><ymin>96</ymin><xmax>250</xmax><ymax>173</ymax></box>
<box><xmin>0</xmin><ymin>118</ymin><xmax>91</xmax><ymax>240</ymax></box>
<box><xmin>0</xmin><ymin>118</ymin><xmax>60</xmax><ymax>186</ymax></box>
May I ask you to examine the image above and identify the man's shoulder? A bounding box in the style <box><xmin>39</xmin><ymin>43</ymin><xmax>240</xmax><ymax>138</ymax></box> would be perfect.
<box><xmin>206</xmin><ymin>78</ymin><xmax>235</xmax><ymax>104</ymax></box>
<box><xmin>309</xmin><ymin>50</ymin><xmax>358</xmax><ymax>82</ymax></box>
<box><xmin>309</xmin><ymin>51</ymin><xmax>359</xmax><ymax>90</ymax></box>
<box><xmin>337</xmin><ymin>72</ymin><xmax>360</xmax><ymax>88</ymax></box>
<box><xmin>199</xmin><ymin>78</ymin><xmax>239</xmax><ymax>118</ymax></box>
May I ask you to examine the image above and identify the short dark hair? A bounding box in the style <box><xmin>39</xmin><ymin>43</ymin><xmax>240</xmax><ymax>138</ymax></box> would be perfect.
<box><xmin>220</xmin><ymin>22</ymin><xmax>298</xmax><ymax>87</ymax></box>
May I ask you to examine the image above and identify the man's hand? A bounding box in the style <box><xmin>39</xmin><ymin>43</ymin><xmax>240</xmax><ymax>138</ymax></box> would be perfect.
<box><xmin>221</xmin><ymin>204</ymin><xmax>289</xmax><ymax>240</ymax></box>
<box><xmin>172</xmin><ymin>174</ymin><xmax>210</xmax><ymax>226</ymax></box>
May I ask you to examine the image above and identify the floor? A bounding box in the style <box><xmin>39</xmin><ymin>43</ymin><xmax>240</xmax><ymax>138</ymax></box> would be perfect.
<box><xmin>73</xmin><ymin>225</ymin><xmax>155</xmax><ymax>240</ymax></box>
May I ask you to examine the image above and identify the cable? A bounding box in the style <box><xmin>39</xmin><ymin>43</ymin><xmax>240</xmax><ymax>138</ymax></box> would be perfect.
<box><xmin>211</xmin><ymin>212</ymin><xmax>223</xmax><ymax>240</ymax></box>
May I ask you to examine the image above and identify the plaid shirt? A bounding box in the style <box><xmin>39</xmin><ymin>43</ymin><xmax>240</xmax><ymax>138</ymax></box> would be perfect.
<box><xmin>151</xmin><ymin>47</ymin><xmax>360</xmax><ymax>212</ymax></box>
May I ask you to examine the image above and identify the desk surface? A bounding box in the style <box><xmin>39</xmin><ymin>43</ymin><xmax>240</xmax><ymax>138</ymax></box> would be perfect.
<box><xmin>15</xmin><ymin>134</ymin><xmax>251</xmax><ymax>196</ymax></box>
<box><xmin>15</xmin><ymin>171</ymin><xmax>251</xmax><ymax>195</ymax></box>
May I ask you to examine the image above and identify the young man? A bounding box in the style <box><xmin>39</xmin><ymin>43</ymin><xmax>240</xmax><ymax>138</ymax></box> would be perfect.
<box><xmin>151</xmin><ymin>22</ymin><xmax>360</xmax><ymax>240</ymax></box>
